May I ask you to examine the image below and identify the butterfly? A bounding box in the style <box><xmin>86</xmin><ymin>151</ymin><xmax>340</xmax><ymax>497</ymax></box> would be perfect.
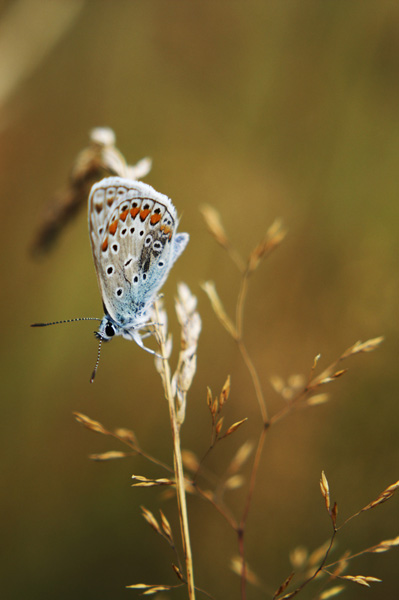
<box><xmin>89</xmin><ymin>176</ymin><xmax>189</xmax><ymax>347</ymax></box>
<box><xmin>32</xmin><ymin>176</ymin><xmax>189</xmax><ymax>380</ymax></box>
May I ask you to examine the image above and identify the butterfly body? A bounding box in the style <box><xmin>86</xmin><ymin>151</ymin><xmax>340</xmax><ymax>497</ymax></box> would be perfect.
<box><xmin>88</xmin><ymin>176</ymin><xmax>189</xmax><ymax>347</ymax></box>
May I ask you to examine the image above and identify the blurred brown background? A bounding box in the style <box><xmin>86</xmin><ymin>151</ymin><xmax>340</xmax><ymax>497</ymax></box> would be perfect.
<box><xmin>1</xmin><ymin>1</ymin><xmax>398</xmax><ymax>599</ymax></box>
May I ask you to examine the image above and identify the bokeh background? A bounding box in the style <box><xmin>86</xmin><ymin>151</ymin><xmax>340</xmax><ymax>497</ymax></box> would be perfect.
<box><xmin>1</xmin><ymin>1</ymin><xmax>398</xmax><ymax>599</ymax></box>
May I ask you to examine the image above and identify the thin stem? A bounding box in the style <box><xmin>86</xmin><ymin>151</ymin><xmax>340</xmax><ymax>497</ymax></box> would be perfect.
<box><xmin>110</xmin><ymin>433</ymin><xmax>174</xmax><ymax>473</ymax></box>
<box><xmin>235</xmin><ymin>268</ymin><xmax>250</xmax><ymax>340</ymax></box>
<box><xmin>282</xmin><ymin>529</ymin><xmax>337</xmax><ymax>599</ymax></box>
<box><xmin>233</xmin><ymin>267</ymin><xmax>270</xmax><ymax>598</ymax></box>
<box><xmin>227</xmin><ymin>245</ymin><xmax>246</xmax><ymax>273</ymax></box>
<box><xmin>237</xmin><ymin>528</ymin><xmax>246</xmax><ymax>600</ymax></box>
<box><xmin>235</xmin><ymin>269</ymin><xmax>268</xmax><ymax>424</ymax></box>
<box><xmin>237</xmin><ymin>339</ymin><xmax>268</xmax><ymax>424</ymax></box>
<box><xmin>240</xmin><ymin>426</ymin><xmax>267</xmax><ymax>528</ymax></box>
<box><xmin>237</xmin><ymin>425</ymin><xmax>268</xmax><ymax>599</ymax></box>
<box><xmin>194</xmin><ymin>485</ymin><xmax>238</xmax><ymax>530</ymax></box>
<box><xmin>154</xmin><ymin>313</ymin><xmax>195</xmax><ymax>600</ymax></box>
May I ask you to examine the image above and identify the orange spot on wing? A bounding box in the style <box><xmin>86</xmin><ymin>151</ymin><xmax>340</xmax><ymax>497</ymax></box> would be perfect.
<box><xmin>120</xmin><ymin>209</ymin><xmax>129</xmax><ymax>222</ymax></box>
<box><xmin>101</xmin><ymin>237</ymin><xmax>108</xmax><ymax>252</ymax></box>
<box><xmin>109</xmin><ymin>220</ymin><xmax>118</xmax><ymax>235</ymax></box>
<box><xmin>140</xmin><ymin>208</ymin><xmax>150</xmax><ymax>221</ymax></box>
<box><xmin>130</xmin><ymin>207</ymin><xmax>140</xmax><ymax>219</ymax></box>
<box><xmin>150</xmin><ymin>213</ymin><xmax>161</xmax><ymax>225</ymax></box>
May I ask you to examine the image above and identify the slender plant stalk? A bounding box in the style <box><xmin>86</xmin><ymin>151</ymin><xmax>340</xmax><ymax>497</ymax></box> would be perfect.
<box><xmin>235</xmin><ymin>270</ymin><xmax>269</xmax><ymax>424</ymax></box>
<box><xmin>156</xmin><ymin>323</ymin><xmax>196</xmax><ymax>600</ymax></box>
<box><xmin>234</xmin><ymin>268</ymin><xmax>270</xmax><ymax>598</ymax></box>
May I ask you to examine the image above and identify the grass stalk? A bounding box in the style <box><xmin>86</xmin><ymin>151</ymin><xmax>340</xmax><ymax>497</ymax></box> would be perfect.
<box><xmin>154</xmin><ymin>311</ymin><xmax>196</xmax><ymax>600</ymax></box>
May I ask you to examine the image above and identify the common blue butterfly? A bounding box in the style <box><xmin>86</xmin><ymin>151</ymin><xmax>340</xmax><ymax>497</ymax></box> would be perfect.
<box><xmin>32</xmin><ymin>176</ymin><xmax>189</xmax><ymax>380</ymax></box>
<box><xmin>88</xmin><ymin>176</ymin><xmax>189</xmax><ymax>350</ymax></box>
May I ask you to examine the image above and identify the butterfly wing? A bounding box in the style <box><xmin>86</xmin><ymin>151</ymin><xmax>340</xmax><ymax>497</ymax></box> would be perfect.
<box><xmin>88</xmin><ymin>177</ymin><xmax>188</xmax><ymax>328</ymax></box>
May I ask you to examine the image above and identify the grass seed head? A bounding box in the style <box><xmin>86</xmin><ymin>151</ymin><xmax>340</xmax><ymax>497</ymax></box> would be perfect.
<box><xmin>200</xmin><ymin>204</ymin><xmax>229</xmax><ymax>248</ymax></box>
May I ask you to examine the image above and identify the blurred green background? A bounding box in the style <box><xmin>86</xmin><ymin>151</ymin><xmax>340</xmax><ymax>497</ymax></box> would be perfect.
<box><xmin>1</xmin><ymin>1</ymin><xmax>398</xmax><ymax>599</ymax></box>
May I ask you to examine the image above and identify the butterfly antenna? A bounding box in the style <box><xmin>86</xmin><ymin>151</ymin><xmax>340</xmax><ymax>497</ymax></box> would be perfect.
<box><xmin>90</xmin><ymin>337</ymin><xmax>103</xmax><ymax>383</ymax></box>
<box><xmin>31</xmin><ymin>317</ymin><xmax>101</xmax><ymax>327</ymax></box>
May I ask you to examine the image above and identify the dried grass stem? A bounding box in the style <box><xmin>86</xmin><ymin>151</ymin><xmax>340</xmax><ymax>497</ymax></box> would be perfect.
<box><xmin>154</xmin><ymin>304</ymin><xmax>196</xmax><ymax>600</ymax></box>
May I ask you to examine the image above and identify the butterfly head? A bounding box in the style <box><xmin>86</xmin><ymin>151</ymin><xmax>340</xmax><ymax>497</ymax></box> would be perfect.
<box><xmin>94</xmin><ymin>316</ymin><xmax>121</xmax><ymax>342</ymax></box>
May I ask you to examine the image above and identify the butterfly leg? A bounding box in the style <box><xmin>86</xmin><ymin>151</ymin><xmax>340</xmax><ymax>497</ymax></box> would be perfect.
<box><xmin>130</xmin><ymin>330</ymin><xmax>164</xmax><ymax>359</ymax></box>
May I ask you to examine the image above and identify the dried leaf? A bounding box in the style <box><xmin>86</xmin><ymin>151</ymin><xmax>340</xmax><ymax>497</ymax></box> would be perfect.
<box><xmin>273</xmin><ymin>571</ymin><xmax>294</xmax><ymax>598</ymax></box>
<box><xmin>73</xmin><ymin>412</ymin><xmax>108</xmax><ymax>435</ymax></box>
<box><xmin>201</xmin><ymin>281</ymin><xmax>238</xmax><ymax>339</ymax></box>
<box><xmin>318</xmin><ymin>585</ymin><xmax>345</xmax><ymax>599</ymax></box>
<box><xmin>360</xmin><ymin>480</ymin><xmax>399</xmax><ymax>513</ymax></box>
<box><xmin>223</xmin><ymin>418</ymin><xmax>248</xmax><ymax>439</ymax></box>
<box><xmin>89</xmin><ymin>451</ymin><xmax>128</xmax><ymax>461</ymax></box>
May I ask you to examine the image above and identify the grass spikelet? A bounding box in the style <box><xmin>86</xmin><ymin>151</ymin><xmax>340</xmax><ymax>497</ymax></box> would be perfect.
<box><xmin>247</xmin><ymin>218</ymin><xmax>287</xmax><ymax>273</ymax></box>
<box><xmin>318</xmin><ymin>585</ymin><xmax>345</xmax><ymax>599</ymax></box>
<box><xmin>132</xmin><ymin>476</ymin><xmax>174</xmax><ymax>488</ymax></box>
<box><xmin>367</xmin><ymin>535</ymin><xmax>399</xmax><ymax>553</ymax></box>
<box><xmin>201</xmin><ymin>281</ymin><xmax>238</xmax><ymax>339</ymax></box>
<box><xmin>89</xmin><ymin>451</ymin><xmax>129</xmax><ymax>461</ymax></box>
<box><xmin>320</xmin><ymin>471</ymin><xmax>331</xmax><ymax>514</ymax></box>
<box><xmin>359</xmin><ymin>479</ymin><xmax>399</xmax><ymax>513</ymax></box>
<box><xmin>141</xmin><ymin>506</ymin><xmax>162</xmax><ymax>535</ymax></box>
<box><xmin>73</xmin><ymin>412</ymin><xmax>108</xmax><ymax>435</ymax></box>
<box><xmin>339</xmin><ymin>574</ymin><xmax>382</xmax><ymax>587</ymax></box>
<box><xmin>199</xmin><ymin>204</ymin><xmax>229</xmax><ymax>249</ymax></box>
<box><xmin>222</xmin><ymin>418</ymin><xmax>248</xmax><ymax>439</ymax></box>
<box><xmin>227</xmin><ymin>441</ymin><xmax>254</xmax><ymax>475</ymax></box>
<box><xmin>273</xmin><ymin>571</ymin><xmax>295</xmax><ymax>598</ymax></box>
<box><xmin>181</xmin><ymin>450</ymin><xmax>200</xmax><ymax>473</ymax></box>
